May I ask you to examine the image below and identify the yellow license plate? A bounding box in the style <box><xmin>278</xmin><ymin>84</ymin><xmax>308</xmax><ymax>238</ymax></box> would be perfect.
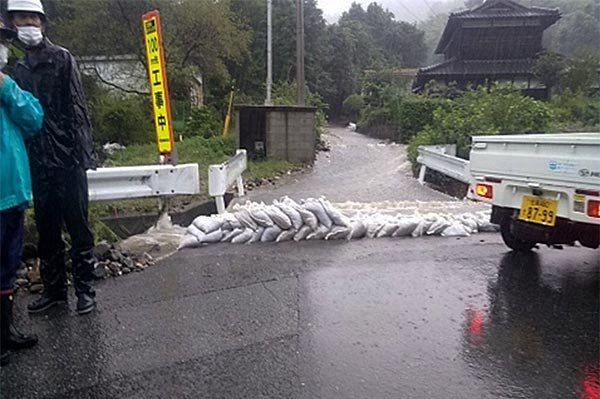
<box><xmin>518</xmin><ymin>196</ymin><xmax>558</xmax><ymax>227</ymax></box>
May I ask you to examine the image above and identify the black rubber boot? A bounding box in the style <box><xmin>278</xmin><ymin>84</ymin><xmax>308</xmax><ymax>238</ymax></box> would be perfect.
<box><xmin>1</xmin><ymin>294</ymin><xmax>38</xmax><ymax>350</ymax></box>
<box><xmin>27</xmin><ymin>292</ymin><xmax>68</xmax><ymax>314</ymax></box>
<box><xmin>73</xmin><ymin>249</ymin><xmax>96</xmax><ymax>316</ymax></box>
<box><xmin>28</xmin><ymin>254</ymin><xmax>68</xmax><ymax>314</ymax></box>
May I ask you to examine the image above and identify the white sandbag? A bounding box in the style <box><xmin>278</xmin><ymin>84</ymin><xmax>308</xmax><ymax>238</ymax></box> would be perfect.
<box><xmin>221</xmin><ymin>228</ymin><xmax>244</xmax><ymax>243</ymax></box>
<box><xmin>261</xmin><ymin>226</ymin><xmax>283</xmax><ymax>242</ymax></box>
<box><xmin>231</xmin><ymin>228</ymin><xmax>254</xmax><ymax>244</ymax></box>
<box><xmin>392</xmin><ymin>218</ymin><xmax>420</xmax><ymax>237</ymax></box>
<box><xmin>276</xmin><ymin>229</ymin><xmax>296</xmax><ymax>242</ymax></box>
<box><xmin>478</xmin><ymin>221</ymin><xmax>499</xmax><ymax>232</ymax></box>
<box><xmin>296</xmin><ymin>207</ymin><xmax>319</xmax><ymax>230</ymax></box>
<box><xmin>366</xmin><ymin>221</ymin><xmax>384</xmax><ymax>239</ymax></box>
<box><xmin>235</xmin><ymin>210</ymin><xmax>258</xmax><ymax>230</ymax></box>
<box><xmin>222</xmin><ymin>213</ymin><xmax>242</xmax><ymax>231</ymax></box>
<box><xmin>199</xmin><ymin>229</ymin><xmax>223</xmax><ymax>244</ymax></box>
<box><xmin>427</xmin><ymin>218</ymin><xmax>451</xmax><ymax>236</ymax></box>
<box><xmin>441</xmin><ymin>221</ymin><xmax>471</xmax><ymax>237</ymax></box>
<box><xmin>319</xmin><ymin>198</ymin><xmax>351</xmax><ymax>227</ymax></box>
<box><xmin>349</xmin><ymin>220</ymin><xmax>367</xmax><ymax>240</ymax></box>
<box><xmin>326</xmin><ymin>226</ymin><xmax>352</xmax><ymax>240</ymax></box>
<box><xmin>412</xmin><ymin>218</ymin><xmax>434</xmax><ymax>237</ymax></box>
<box><xmin>265</xmin><ymin>206</ymin><xmax>293</xmax><ymax>230</ymax></box>
<box><xmin>307</xmin><ymin>225</ymin><xmax>329</xmax><ymax>240</ymax></box>
<box><xmin>178</xmin><ymin>234</ymin><xmax>200</xmax><ymax>250</ymax></box>
<box><xmin>275</xmin><ymin>202</ymin><xmax>304</xmax><ymax>230</ymax></box>
<box><xmin>249</xmin><ymin>208</ymin><xmax>274</xmax><ymax>227</ymax></box>
<box><xmin>376</xmin><ymin>222</ymin><xmax>399</xmax><ymax>238</ymax></box>
<box><xmin>460</xmin><ymin>215</ymin><xmax>479</xmax><ymax>233</ymax></box>
<box><xmin>248</xmin><ymin>227</ymin><xmax>266</xmax><ymax>244</ymax></box>
<box><xmin>192</xmin><ymin>216</ymin><xmax>223</xmax><ymax>234</ymax></box>
<box><xmin>186</xmin><ymin>224</ymin><xmax>205</xmax><ymax>240</ymax></box>
<box><xmin>294</xmin><ymin>225</ymin><xmax>313</xmax><ymax>241</ymax></box>
<box><xmin>303</xmin><ymin>200</ymin><xmax>333</xmax><ymax>229</ymax></box>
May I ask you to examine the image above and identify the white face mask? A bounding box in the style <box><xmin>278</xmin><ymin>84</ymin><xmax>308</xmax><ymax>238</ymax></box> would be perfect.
<box><xmin>17</xmin><ymin>26</ymin><xmax>43</xmax><ymax>47</ymax></box>
<box><xmin>0</xmin><ymin>44</ymin><xmax>8</xmax><ymax>70</ymax></box>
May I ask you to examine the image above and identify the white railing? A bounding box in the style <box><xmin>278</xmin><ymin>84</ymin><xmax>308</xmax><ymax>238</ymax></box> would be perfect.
<box><xmin>208</xmin><ymin>149</ymin><xmax>247</xmax><ymax>214</ymax></box>
<box><xmin>417</xmin><ymin>145</ymin><xmax>472</xmax><ymax>184</ymax></box>
<box><xmin>87</xmin><ymin>164</ymin><xmax>200</xmax><ymax>201</ymax></box>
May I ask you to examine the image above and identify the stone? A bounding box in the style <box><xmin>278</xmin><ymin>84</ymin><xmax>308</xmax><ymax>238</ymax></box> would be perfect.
<box><xmin>93</xmin><ymin>263</ymin><xmax>107</xmax><ymax>280</ymax></box>
<box><xmin>108</xmin><ymin>262</ymin><xmax>121</xmax><ymax>275</ymax></box>
<box><xmin>16</xmin><ymin>268</ymin><xmax>28</xmax><ymax>279</ymax></box>
<box><xmin>122</xmin><ymin>258</ymin><xmax>134</xmax><ymax>269</ymax></box>
<box><xmin>27</xmin><ymin>269</ymin><xmax>41</xmax><ymax>284</ymax></box>
<box><xmin>122</xmin><ymin>267</ymin><xmax>131</xmax><ymax>274</ymax></box>
<box><xmin>16</xmin><ymin>278</ymin><xmax>29</xmax><ymax>286</ymax></box>
<box><xmin>93</xmin><ymin>241</ymin><xmax>112</xmax><ymax>260</ymax></box>
<box><xmin>108</xmin><ymin>250</ymin><xmax>121</xmax><ymax>262</ymax></box>
<box><xmin>29</xmin><ymin>284</ymin><xmax>44</xmax><ymax>294</ymax></box>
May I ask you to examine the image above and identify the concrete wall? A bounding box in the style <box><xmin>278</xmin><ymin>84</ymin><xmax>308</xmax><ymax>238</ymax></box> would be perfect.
<box><xmin>266</xmin><ymin>110</ymin><xmax>315</xmax><ymax>164</ymax></box>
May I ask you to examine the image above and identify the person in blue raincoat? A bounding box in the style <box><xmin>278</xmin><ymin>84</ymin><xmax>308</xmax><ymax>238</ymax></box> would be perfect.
<box><xmin>0</xmin><ymin>15</ymin><xmax>43</xmax><ymax>367</ymax></box>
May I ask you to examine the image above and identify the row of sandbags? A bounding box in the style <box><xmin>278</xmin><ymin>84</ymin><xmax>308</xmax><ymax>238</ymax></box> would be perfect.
<box><xmin>178</xmin><ymin>197</ymin><xmax>499</xmax><ymax>250</ymax></box>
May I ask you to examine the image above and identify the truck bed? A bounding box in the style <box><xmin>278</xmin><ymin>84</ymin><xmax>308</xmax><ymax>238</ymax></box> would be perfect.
<box><xmin>470</xmin><ymin>133</ymin><xmax>600</xmax><ymax>189</ymax></box>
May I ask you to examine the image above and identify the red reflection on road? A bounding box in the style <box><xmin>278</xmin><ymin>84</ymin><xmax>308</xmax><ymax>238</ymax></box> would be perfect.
<box><xmin>582</xmin><ymin>365</ymin><xmax>600</xmax><ymax>399</ymax></box>
<box><xmin>467</xmin><ymin>308</ymin><xmax>484</xmax><ymax>337</ymax></box>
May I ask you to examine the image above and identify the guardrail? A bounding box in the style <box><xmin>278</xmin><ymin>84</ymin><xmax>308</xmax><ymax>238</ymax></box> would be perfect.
<box><xmin>208</xmin><ymin>149</ymin><xmax>247</xmax><ymax>214</ymax></box>
<box><xmin>417</xmin><ymin>145</ymin><xmax>472</xmax><ymax>184</ymax></box>
<box><xmin>87</xmin><ymin>164</ymin><xmax>200</xmax><ymax>201</ymax></box>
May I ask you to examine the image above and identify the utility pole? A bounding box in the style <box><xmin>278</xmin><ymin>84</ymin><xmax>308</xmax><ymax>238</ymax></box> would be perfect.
<box><xmin>296</xmin><ymin>0</ymin><xmax>305</xmax><ymax>105</ymax></box>
<box><xmin>265</xmin><ymin>0</ymin><xmax>273</xmax><ymax>105</ymax></box>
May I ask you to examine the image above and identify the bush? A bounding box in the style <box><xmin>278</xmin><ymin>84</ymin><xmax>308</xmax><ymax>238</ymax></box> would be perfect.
<box><xmin>342</xmin><ymin>94</ymin><xmax>365</xmax><ymax>121</ymax></box>
<box><xmin>550</xmin><ymin>91</ymin><xmax>600</xmax><ymax>127</ymax></box>
<box><xmin>183</xmin><ymin>105</ymin><xmax>222</xmax><ymax>139</ymax></box>
<box><xmin>391</xmin><ymin>97</ymin><xmax>451</xmax><ymax>143</ymax></box>
<box><xmin>408</xmin><ymin>86</ymin><xmax>553</xmax><ymax>166</ymax></box>
<box><xmin>90</xmin><ymin>95</ymin><xmax>154</xmax><ymax>145</ymax></box>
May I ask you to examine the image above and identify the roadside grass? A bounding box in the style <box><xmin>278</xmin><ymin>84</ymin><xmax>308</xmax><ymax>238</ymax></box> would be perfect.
<box><xmin>92</xmin><ymin>135</ymin><xmax>298</xmax><ymax>220</ymax></box>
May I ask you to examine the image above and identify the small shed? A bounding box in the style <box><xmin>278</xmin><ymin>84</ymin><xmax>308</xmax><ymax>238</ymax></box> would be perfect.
<box><xmin>232</xmin><ymin>105</ymin><xmax>317</xmax><ymax>164</ymax></box>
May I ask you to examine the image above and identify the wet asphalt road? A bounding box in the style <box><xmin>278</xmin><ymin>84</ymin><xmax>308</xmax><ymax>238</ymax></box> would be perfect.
<box><xmin>1</xmin><ymin>127</ymin><xmax>598</xmax><ymax>398</ymax></box>
<box><xmin>1</xmin><ymin>235</ymin><xmax>598</xmax><ymax>399</ymax></box>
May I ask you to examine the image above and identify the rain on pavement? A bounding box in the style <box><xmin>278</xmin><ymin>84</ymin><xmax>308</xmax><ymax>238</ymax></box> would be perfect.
<box><xmin>0</xmin><ymin>128</ymin><xmax>598</xmax><ymax>399</ymax></box>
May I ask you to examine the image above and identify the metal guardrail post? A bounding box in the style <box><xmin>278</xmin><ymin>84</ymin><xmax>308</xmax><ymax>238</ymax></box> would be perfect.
<box><xmin>209</xmin><ymin>149</ymin><xmax>248</xmax><ymax>214</ymax></box>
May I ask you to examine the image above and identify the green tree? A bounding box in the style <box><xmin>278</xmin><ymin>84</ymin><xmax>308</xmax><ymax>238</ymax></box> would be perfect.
<box><xmin>533</xmin><ymin>52</ymin><xmax>567</xmax><ymax>96</ymax></box>
<box><xmin>563</xmin><ymin>54</ymin><xmax>599</xmax><ymax>93</ymax></box>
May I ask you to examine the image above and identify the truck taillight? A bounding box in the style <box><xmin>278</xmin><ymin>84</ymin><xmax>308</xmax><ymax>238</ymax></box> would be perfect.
<box><xmin>588</xmin><ymin>200</ymin><xmax>600</xmax><ymax>218</ymax></box>
<box><xmin>475</xmin><ymin>183</ymin><xmax>493</xmax><ymax>199</ymax></box>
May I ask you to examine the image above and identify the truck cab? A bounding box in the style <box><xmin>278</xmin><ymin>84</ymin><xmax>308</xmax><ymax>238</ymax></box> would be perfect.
<box><xmin>469</xmin><ymin>133</ymin><xmax>600</xmax><ymax>251</ymax></box>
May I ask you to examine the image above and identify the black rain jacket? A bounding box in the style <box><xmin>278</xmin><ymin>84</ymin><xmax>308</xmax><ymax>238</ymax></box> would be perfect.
<box><xmin>13</xmin><ymin>39</ymin><xmax>97</xmax><ymax>171</ymax></box>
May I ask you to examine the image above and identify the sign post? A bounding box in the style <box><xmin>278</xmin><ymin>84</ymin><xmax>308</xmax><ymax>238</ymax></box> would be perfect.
<box><xmin>142</xmin><ymin>10</ymin><xmax>176</xmax><ymax>164</ymax></box>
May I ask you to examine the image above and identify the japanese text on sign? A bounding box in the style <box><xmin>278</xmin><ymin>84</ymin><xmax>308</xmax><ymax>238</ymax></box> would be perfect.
<box><xmin>142</xmin><ymin>11</ymin><xmax>174</xmax><ymax>156</ymax></box>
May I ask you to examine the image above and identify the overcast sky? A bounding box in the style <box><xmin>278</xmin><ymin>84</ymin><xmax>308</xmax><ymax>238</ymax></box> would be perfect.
<box><xmin>317</xmin><ymin>0</ymin><xmax>457</xmax><ymax>24</ymax></box>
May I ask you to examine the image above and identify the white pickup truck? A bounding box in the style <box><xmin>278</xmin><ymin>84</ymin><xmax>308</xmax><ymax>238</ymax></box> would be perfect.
<box><xmin>469</xmin><ymin>133</ymin><xmax>600</xmax><ymax>251</ymax></box>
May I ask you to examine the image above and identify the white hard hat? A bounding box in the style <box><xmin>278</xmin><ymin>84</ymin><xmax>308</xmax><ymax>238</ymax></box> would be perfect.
<box><xmin>7</xmin><ymin>0</ymin><xmax>46</xmax><ymax>16</ymax></box>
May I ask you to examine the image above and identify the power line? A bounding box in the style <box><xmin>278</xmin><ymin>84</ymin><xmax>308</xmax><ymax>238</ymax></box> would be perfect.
<box><xmin>422</xmin><ymin>0</ymin><xmax>437</xmax><ymax>16</ymax></box>
<box><xmin>396</xmin><ymin>0</ymin><xmax>422</xmax><ymax>22</ymax></box>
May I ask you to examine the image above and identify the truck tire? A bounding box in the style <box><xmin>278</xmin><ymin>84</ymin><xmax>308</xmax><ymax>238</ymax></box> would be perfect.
<box><xmin>500</xmin><ymin>220</ymin><xmax>536</xmax><ymax>252</ymax></box>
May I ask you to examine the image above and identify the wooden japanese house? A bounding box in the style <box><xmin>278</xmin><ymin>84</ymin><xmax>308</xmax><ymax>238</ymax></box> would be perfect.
<box><xmin>413</xmin><ymin>0</ymin><xmax>561</xmax><ymax>98</ymax></box>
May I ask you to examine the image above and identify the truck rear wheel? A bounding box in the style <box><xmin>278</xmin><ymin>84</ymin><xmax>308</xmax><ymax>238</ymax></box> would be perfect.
<box><xmin>500</xmin><ymin>220</ymin><xmax>536</xmax><ymax>252</ymax></box>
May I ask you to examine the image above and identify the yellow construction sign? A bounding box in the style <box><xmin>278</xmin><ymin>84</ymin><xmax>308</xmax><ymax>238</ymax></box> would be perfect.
<box><xmin>142</xmin><ymin>11</ymin><xmax>174</xmax><ymax>157</ymax></box>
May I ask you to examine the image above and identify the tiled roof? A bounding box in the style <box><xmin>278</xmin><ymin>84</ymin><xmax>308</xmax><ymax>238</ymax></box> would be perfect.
<box><xmin>435</xmin><ymin>0</ymin><xmax>560</xmax><ymax>54</ymax></box>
